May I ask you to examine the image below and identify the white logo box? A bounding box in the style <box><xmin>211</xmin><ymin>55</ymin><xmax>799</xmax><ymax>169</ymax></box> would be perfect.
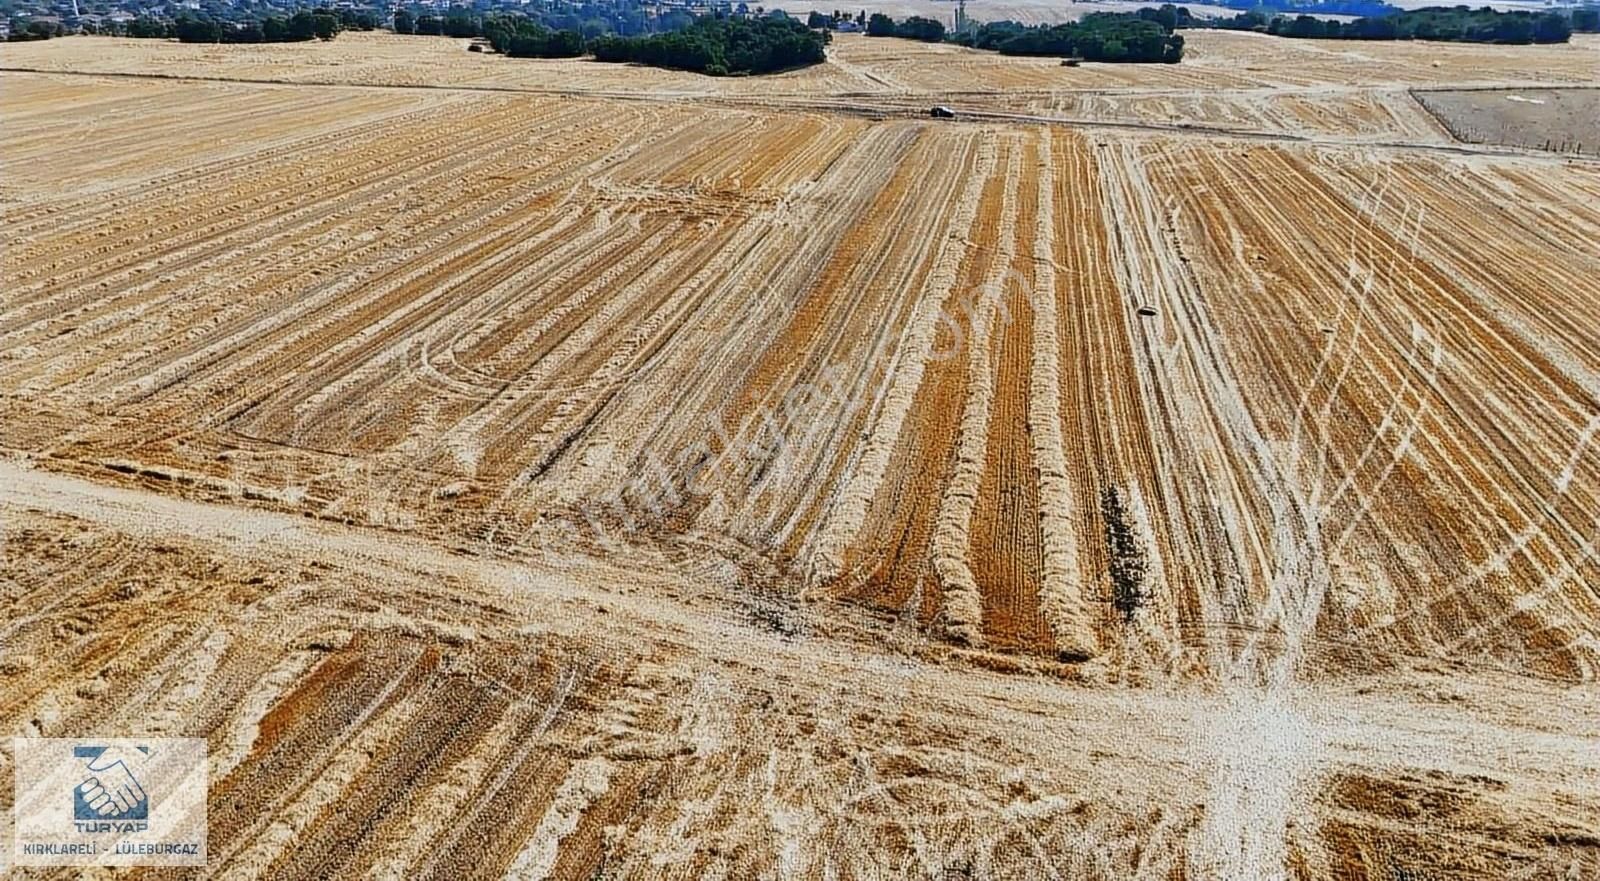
<box><xmin>11</xmin><ymin>737</ymin><xmax>207</xmax><ymax>867</ymax></box>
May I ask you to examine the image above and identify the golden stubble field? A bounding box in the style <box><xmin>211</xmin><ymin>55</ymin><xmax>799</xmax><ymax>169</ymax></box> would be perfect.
<box><xmin>2</xmin><ymin>29</ymin><xmax>1599</xmax><ymax>880</ymax></box>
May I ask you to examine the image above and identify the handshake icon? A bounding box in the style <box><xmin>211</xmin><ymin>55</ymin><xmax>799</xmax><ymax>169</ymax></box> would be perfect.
<box><xmin>72</xmin><ymin>746</ymin><xmax>150</xmax><ymax>822</ymax></box>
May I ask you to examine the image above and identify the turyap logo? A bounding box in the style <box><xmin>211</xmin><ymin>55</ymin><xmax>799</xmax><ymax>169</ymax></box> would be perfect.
<box><xmin>72</xmin><ymin>745</ymin><xmax>151</xmax><ymax>831</ymax></box>
<box><xmin>12</xmin><ymin>737</ymin><xmax>207</xmax><ymax>867</ymax></box>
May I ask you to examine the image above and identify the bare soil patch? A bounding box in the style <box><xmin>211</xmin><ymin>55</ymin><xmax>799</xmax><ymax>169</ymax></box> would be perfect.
<box><xmin>1417</xmin><ymin>87</ymin><xmax>1600</xmax><ymax>155</ymax></box>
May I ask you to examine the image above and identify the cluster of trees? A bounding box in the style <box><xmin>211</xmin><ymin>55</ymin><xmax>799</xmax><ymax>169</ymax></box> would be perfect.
<box><xmin>1214</xmin><ymin>0</ymin><xmax>1398</xmax><ymax>17</ymax></box>
<box><xmin>180</xmin><ymin>10</ymin><xmax>338</xmax><ymax>42</ymax></box>
<box><xmin>116</xmin><ymin>8</ymin><xmax>371</xmax><ymax>43</ymax></box>
<box><xmin>806</xmin><ymin>10</ymin><xmax>868</xmax><ymax>29</ymax></box>
<box><xmin>482</xmin><ymin>15</ymin><xmax>585</xmax><ymax>57</ymax></box>
<box><xmin>1265</xmin><ymin>6</ymin><xmax>1571</xmax><ymax>43</ymax></box>
<box><xmin>1131</xmin><ymin>3</ymin><xmax>1202</xmax><ymax>29</ymax></box>
<box><xmin>589</xmin><ymin>15</ymin><xmax>827</xmax><ymax>75</ymax></box>
<box><xmin>392</xmin><ymin>9</ymin><xmax>483</xmax><ymax>37</ymax></box>
<box><xmin>125</xmin><ymin>17</ymin><xmax>171</xmax><ymax>37</ymax></box>
<box><xmin>6</xmin><ymin>18</ymin><xmax>62</xmax><ymax>40</ymax></box>
<box><xmin>865</xmin><ymin>12</ymin><xmax>946</xmax><ymax>41</ymax></box>
<box><xmin>388</xmin><ymin>1</ymin><xmax>725</xmax><ymax>40</ymax></box>
<box><xmin>1193</xmin><ymin>9</ymin><xmax>1272</xmax><ymax>31</ymax></box>
<box><xmin>387</xmin><ymin>7</ymin><xmax>825</xmax><ymax>73</ymax></box>
<box><xmin>950</xmin><ymin>13</ymin><xmax>1184</xmax><ymax>62</ymax></box>
<box><xmin>363</xmin><ymin>0</ymin><xmax>1600</xmax><ymax>47</ymax></box>
<box><xmin>1171</xmin><ymin>1</ymin><xmax>1589</xmax><ymax>43</ymax></box>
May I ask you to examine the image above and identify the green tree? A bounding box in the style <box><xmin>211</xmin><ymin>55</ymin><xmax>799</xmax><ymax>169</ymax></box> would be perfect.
<box><xmin>897</xmin><ymin>15</ymin><xmax>945</xmax><ymax>40</ymax></box>
<box><xmin>392</xmin><ymin>9</ymin><xmax>415</xmax><ymax>34</ymax></box>
<box><xmin>127</xmin><ymin>16</ymin><xmax>168</xmax><ymax>38</ymax></box>
<box><xmin>442</xmin><ymin>11</ymin><xmax>479</xmax><ymax>37</ymax></box>
<box><xmin>312</xmin><ymin>12</ymin><xmax>340</xmax><ymax>40</ymax></box>
<box><xmin>173</xmin><ymin>15</ymin><xmax>220</xmax><ymax>42</ymax></box>
<box><xmin>964</xmin><ymin>14</ymin><xmax>1182</xmax><ymax>62</ymax></box>
<box><xmin>288</xmin><ymin>10</ymin><xmax>318</xmax><ymax>41</ymax></box>
<box><xmin>1533</xmin><ymin>12</ymin><xmax>1571</xmax><ymax>42</ymax></box>
<box><xmin>589</xmin><ymin>15</ymin><xmax>827</xmax><ymax>75</ymax></box>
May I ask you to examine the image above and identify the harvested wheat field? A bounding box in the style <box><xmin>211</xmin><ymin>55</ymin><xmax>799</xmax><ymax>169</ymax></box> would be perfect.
<box><xmin>2</xmin><ymin>27</ymin><xmax>1599</xmax><ymax>881</ymax></box>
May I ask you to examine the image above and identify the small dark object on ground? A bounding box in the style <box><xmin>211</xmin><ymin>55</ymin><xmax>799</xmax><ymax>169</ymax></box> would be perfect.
<box><xmin>930</xmin><ymin>106</ymin><xmax>956</xmax><ymax>119</ymax></box>
<box><xmin>1136</xmin><ymin>305</ymin><xmax>1157</xmax><ymax>317</ymax></box>
<box><xmin>467</xmin><ymin>43</ymin><xmax>484</xmax><ymax>52</ymax></box>
<box><xmin>1101</xmin><ymin>487</ymin><xmax>1148</xmax><ymax>623</ymax></box>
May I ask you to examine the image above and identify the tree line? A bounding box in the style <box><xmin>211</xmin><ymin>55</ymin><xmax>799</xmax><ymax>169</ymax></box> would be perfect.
<box><xmin>864</xmin><ymin>2</ymin><xmax>1587</xmax><ymax>59</ymax></box>
<box><xmin>866</xmin><ymin>13</ymin><xmax>947</xmax><ymax>41</ymax></box>
<box><xmin>392</xmin><ymin>9</ymin><xmax>484</xmax><ymax>37</ymax></box>
<box><xmin>1195</xmin><ymin>4</ymin><xmax>1575</xmax><ymax>43</ymax></box>
<box><xmin>6</xmin><ymin>18</ymin><xmax>61</xmax><ymax>40</ymax></box>
<box><xmin>393</xmin><ymin>12</ymin><xmax>588</xmax><ymax>57</ymax></box>
<box><xmin>806</xmin><ymin>10</ymin><xmax>870</xmax><ymax>30</ymax></box>
<box><xmin>1215</xmin><ymin>0</ymin><xmax>1397</xmax><ymax>17</ymax></box>
<box><xmin>482</xmin><ymin>16</ymin><xmax>586</xmax><ymax>57</ymax></box>
<box><xmin>1211</xmin><ymin>0</ymin><xmax>1595</xmax><ymax>28</ymax></box>
<box><xmin>85</xmin><ymin>3</ymin><xmax>827</xmax><ymax>74</ymax></box>
<box><xmin>590</xmin><ymin>15</ymin><xmax>828</xmax><ymax>75</ymax></box>
<box><xmin>944</xmin><ymin>13</ymin><xmax>1185</xmax><ymax>63</ymax></box>
<box><xmin>114</xmin><ymin>8</ymin><xmax>375</xmax><ymax>43</ymax></box>
<box><xmin>392</xmin><ymin>10</ymin><xmax>829</xmax><ymax>74</ymax></box>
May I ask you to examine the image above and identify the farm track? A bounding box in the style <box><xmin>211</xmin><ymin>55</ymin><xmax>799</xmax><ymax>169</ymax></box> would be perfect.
<box><xmin>9</xmin><ymin>63</ymin><xmax>1600</xmax><ymax>164</ymax></box>
<box><xmin>3</xmin><ymin>31</ymin><xmax>1600</xmax><ymax>879</ymax></box>
<box><xmin>1</xmin><ymin>466</ymin><xmax>1597</xmax><ymax>879</ymax></box>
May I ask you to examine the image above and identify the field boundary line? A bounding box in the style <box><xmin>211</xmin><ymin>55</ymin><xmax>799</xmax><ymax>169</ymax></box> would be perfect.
<box><xmin>8</xmin><ymin>66</ymin><xmax>1598</xmax><ymax>164</ymax></box>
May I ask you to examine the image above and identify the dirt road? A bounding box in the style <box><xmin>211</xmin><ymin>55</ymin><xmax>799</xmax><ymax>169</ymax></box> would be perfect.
<box><xmin>2</xmin><ymin>458</ymin><xmax>1597</xmax><ymax>878</ymax></box>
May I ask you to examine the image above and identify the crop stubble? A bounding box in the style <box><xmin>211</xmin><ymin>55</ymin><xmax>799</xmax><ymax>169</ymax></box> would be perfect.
<box><xmin>3</xmin><ymin>33</ymin><xmax>1600</xmax><ymax>879</ymax></box>
<box><xmin>6</xmin><ymin>63</ymin><xmax>1600</xmax><ymax>675</ymax></box>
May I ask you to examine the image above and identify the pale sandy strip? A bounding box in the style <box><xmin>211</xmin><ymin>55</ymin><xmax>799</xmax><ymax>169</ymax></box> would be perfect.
<box><xmin>805</xmin><ymin>130</ymin><xmax>995</xmax><ymax>583</ymax></box>
<box><xmin>931</xmin><ymin>136</ymin><xmax>1019</xmax><ymax>645</ymax></box>
<box><xmin>1031</xmin><ymin>130</ymin><xmax>1099</xmax><ymax>660</ymax></box>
